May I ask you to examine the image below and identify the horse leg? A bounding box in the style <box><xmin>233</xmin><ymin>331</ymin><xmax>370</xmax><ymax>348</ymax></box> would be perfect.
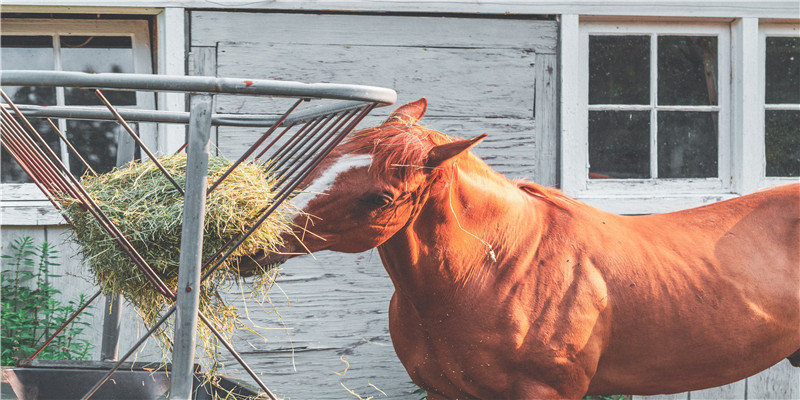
<box><xmin>788</xmin><ymin>349</ymin><xmax>800</xmax><ymax>367</ymax></box>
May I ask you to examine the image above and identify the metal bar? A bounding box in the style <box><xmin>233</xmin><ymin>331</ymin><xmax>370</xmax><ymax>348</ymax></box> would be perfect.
<box><xmin>254</xmin><ymin>124</ymin><xmax>295</xmax><ymax>161</ymax></box>
<box><xmin>206</xmin><ymin>98</ymin><xmax>305</xmax><ymax>196</ymax></box>
<box><xmin>81</xmin><ymin>305</ymin><xmax>177</xmax><ymax>400</ymax></box>
<box><xmin>46</xmin><ymin>118</ymin><xmax>97</xmax><ymax>176</ymax></box>
<box><xmin>26</xmin><ymin>289</ymin><xmax>103</xmax><ymax>361</ymax></box>
<box><xmin>169</xmin><ymin>93</ymin><xmax>213</xmax><ymax>400</ymax></box>
<box><xmin>266</xmin><ymin>115</ymin><xmax>328</xmax><ymax>168</ymax></box>
<box><xmin>1</xmin><ymin>70</ymin><xmax>398</xmax><ymax>105</ymax></box>
<box><xmin>94</xmin><ymin>89</ymin><xmax>184</xmax><ymax>195</ymax></box>
<box><xmin>2</xmin><ymin>101</ymin><xmax>373</xmax><ymax>128</ymax></box>
<box><xmin>100</xmin><ymin>294</ymin><xmax>123</xmax><ymax>361</ymax></box>
<box><xmin>197</xmin><ymin>312</ymin><xmax>277</xmax><ymax>400</ymax></box>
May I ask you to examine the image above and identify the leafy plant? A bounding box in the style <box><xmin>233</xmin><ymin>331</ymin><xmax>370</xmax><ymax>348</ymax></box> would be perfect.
<box><xmin>1</xmin><ymin>236</ymin><xmax>94</xmax><ymax>366</ymax></box>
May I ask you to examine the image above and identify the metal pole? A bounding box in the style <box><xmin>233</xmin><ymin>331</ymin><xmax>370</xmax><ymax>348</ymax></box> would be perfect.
<box><xmin>168</xmin><ymin>93</ymin><xmax>213</xmax><ymax>399</ymax></box>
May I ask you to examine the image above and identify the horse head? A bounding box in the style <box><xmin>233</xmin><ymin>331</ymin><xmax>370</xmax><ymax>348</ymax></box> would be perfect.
<box><xmin>240</xmin><ymin>98</ymin><xmax>486</xmax><ymax>273</ymax></box>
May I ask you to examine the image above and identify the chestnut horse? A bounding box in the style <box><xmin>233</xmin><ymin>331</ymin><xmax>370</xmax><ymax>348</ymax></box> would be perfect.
<box><xmin>242</xmin><ymin>99</ymin><xmax>800</xmax><ymax>399</ymax></box>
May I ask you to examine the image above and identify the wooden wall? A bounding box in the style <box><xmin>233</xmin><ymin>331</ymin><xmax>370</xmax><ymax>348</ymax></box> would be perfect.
<box><xmin>189</xmin><ymin>10</ymin><xmax>560</xmax><ymax>398</ymax></box>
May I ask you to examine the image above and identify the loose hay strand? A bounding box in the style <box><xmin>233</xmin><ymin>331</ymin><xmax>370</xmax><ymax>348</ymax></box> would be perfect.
<box><xmin>59</xmin><ymin>153</ymin><xmax>294</xmax><ymax>374</ymax></box>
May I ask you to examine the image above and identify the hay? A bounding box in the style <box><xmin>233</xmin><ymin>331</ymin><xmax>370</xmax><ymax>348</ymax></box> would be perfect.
<box><xmin>59</xmin><ymin>153</ymin><xmax>294</xmax><ymax>364</ymax></box>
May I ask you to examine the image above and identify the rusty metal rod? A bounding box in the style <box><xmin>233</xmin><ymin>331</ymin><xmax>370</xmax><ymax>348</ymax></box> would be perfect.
<box><xmin>206</xmin><ymin>98</ymin><xmax>305</xmax><ymax>196</ymax></box>
<box><xmin>269</xmin><ymin>111</ymin><xmax>344</xmax><ymax>174</ymax></box>
<box><xmin>0</xmin><ymin>109</ymin><xmax>76</xmax><ymax>199</ymax></box>
<box><xmin>197</xmin><ymin>312</ymin><xmax>278</xmax><ymax>400</ymax></box>
<box><xmin>1</xmin><ymin>91</ymin><xmax>175</xmax><ymax>299</ymax></box>
<box><xmin>26</xmin><ymin>289</ymin><xmax>103</xmax><ymax>361</ymax></box>
<box><xmin>46</xmin><ymin>118</ymin><xmax>97</xmax><ymax>176</ymax></box>
<box><xmin>81</xmin><ymin>305</ymin><xmax>177</xmax><ymax>400</ymax></box>
<box><xmin>267</xmin><ymin>114</ymin><xmax>329</xmax><ymax>170</ymax></box>
<box><xmin>0</xmin><ymin>119</ymin><xmax>70</xmax><ymax>221</ymax></box>
<box><xmin>200</xmin><ymin>104</ymin><xmax>374</xmax><ymax>282</ymax></box>
<box><xmin>94</xmin><ymin>89</ymin><xmax>184</xmax><ymax>195</ymax></box>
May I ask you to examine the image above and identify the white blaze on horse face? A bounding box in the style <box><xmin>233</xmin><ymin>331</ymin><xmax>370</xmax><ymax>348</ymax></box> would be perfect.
<box><xmin>291</xmin><ymin>154</ymin><xmax>373</xmax><ymax>211</ymax></box>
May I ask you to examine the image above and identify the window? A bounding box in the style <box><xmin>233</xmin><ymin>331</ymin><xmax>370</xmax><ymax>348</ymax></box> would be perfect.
<box><xmin>580</xmin><ymin>23</ymin><xmax>730</xmax><ymax>190</ymax></box>
<box><xmin>562</xmin><ymin>21</ymin><xmax>734</xmax><ymax>213</ymax></box>
<box><xmin>1</xmin><ymin>17</ymin><xmax>155</xmax><ymax>224</ymax></box>
<box><xmin>760</xmin><ymin>23</ymin><xmax>800</xmax><ymax>185</ymax></box>
<box><xmin>1</xmin><ymin>18</ymin><xmax>154</xmax><ymax>184</ymax></box>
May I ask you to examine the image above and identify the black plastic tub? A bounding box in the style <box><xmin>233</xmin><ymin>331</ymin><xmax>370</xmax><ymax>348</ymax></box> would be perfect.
<box><xmin>2</xmin><ymin>360</ymin><xmax>263</xmax><ymax>400</ymax></box>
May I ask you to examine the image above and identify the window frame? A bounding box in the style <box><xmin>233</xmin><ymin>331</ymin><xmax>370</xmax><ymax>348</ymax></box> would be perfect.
<box><xmin>1</xmin><ymin>17</ymin><xmax>155</xmax><ymax>225</ymax></box>
<box><xmin>563</xmin><ymin>19</ymin><xmax>735</xmax><ymax>213</ymax></box>
<box><xmin>758</xmin><ymin>22</ymin><xmax>800</xmax><ymax>189</ymax></box>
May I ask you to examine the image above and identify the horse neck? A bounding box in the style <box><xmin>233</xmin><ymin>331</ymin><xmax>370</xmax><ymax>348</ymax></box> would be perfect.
<box><xmin>378</xmin><ymin>154</ymin><xmax>545</xmax><ymax>303</ymax></box>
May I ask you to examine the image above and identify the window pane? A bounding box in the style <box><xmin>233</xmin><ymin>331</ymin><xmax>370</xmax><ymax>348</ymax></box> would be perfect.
<box><xmin>61</xmin><ymin>36</ymin><xmax>136</xmax><ymax>106</ymax></box>
<box><xmin>66</xmin><ymin>120</ymin><xmax>131</xmax><ymax>177</ymax></box>
<box><xmin>589</xmin><ymin>111</ymin><xmax>650</xmax><ymax>178</ymax></box>
<box><xmin>658</xmin><ymin>36</ymin><xmax>718</xmax><ymax>106</ymax></box>
<box><xmin>1</xmin><ymin>36</ymin><xmax>58</xmax><ymax>184</ymax></box>
<box><xmin>589</xmin><ymin>35</ymin><xmax>650</xmax><ymax>105</ymax></box>
<box><xmin>657</xmin><ymin>111</ymin><xmax>718</xmax><ymax>178</ymax></box>
<box><xmin>765</xmin><ymin>110</ymin><xmax>800</xmax><ymax>177</ymax></box>
<box><xmin>765</xmin><ymin>37</ymin><xmax>800</xmax><ymax>104</ymax></box>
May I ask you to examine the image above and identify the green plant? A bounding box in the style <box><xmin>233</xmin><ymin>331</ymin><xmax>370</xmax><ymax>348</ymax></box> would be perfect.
<box><xmin>1</xmin><ymin>236</ymin><xmax>94</xmax><ymax>366</ymax></box>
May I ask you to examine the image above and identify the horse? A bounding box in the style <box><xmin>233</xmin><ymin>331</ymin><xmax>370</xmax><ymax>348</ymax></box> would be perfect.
<box><xmin>240</xmin><ymin>98</ymin><xmax>800</xmax><ymax>399</ymax></box>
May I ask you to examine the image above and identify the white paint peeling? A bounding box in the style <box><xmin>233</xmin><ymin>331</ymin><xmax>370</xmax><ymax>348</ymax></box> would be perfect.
<box><xmin>291</xmin><ymin>154</ymin><xmax>373</xmax><ymax>211</ymax></box>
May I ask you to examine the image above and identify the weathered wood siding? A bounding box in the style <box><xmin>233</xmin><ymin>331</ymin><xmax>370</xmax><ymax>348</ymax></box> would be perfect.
<box><xmin>190</xmin><ymin>10</ymin><xmax>559</xmax><ymax>398</ymax></box>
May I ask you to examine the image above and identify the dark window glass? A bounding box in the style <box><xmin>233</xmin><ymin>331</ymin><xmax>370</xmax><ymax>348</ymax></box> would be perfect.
<box><xmin>61</xmin><ymin>36</ymin><xmax>136</xmax><ymax>106</ymax></box>
<box><xmin>1</xmin><ymin>36</ymin><xmax>58</xmax><ymax>184</ymax></box>
<box><xmin>589</xmin><ymin>35</ymin><xmax>650</xmax><ymax>105</ymax></box>
<box><xmin>589</xmin><ymin>111</ymin><xmax>651</xmax><ymax>179</ymax></box>
<box><xmin>657</xmin><ymin>111</ymin><xmax>718</xmax><ymax>178</ymax></box>
<box><xmin>765</xmin><ymin>37</ymin><xmax>800</xmax><ymax>104</ymax></box>
<box><xmin>765</xmin><ymin>110</ymin><xmax>800</xmax><ymax>177</ymax></box>
<box><xmin>658</xmin><ymin>36</ymin><xmax>718</xmax><ymax>106</ymax></box>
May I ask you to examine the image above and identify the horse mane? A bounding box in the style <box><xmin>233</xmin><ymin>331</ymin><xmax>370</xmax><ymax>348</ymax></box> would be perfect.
<box><xmin>342</xmin><ymin>122</ymin><xmax>456</xmax><ymax>181</ymax></box>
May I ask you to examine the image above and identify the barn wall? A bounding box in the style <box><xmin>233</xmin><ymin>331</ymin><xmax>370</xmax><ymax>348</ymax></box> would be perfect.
<box><xmin>189</xmin><ymin>10</ymin><xmax>558</xmax><ymax>399</ymax></box>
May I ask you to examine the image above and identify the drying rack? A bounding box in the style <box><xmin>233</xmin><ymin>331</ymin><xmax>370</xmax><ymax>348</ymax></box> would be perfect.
<box><xmin>0</xmin><ymin>70</ymin><xmax>396</xmax><ymax>399</ymax></box>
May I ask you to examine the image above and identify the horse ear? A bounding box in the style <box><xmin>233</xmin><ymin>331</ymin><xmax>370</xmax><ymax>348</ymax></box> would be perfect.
<box><xmin>425</xmin><ymin>134</ymin><xmax>487</xmax><ymax>169</ymax></box>
<box><xmin>385</xmin><ymin>98</ymin><xmax>427</xmax><ymax>125</ymax></box>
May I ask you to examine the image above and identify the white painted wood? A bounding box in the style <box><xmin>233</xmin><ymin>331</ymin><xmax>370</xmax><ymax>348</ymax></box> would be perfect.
<box><xmin>534</xmin><ymin>53</ymin><xmax>559</xmax><ymax>187</ymax></box>
<box><xmin>758</xmin><ymin>22</ymin><xmax>800</xmax><ymax>190</ymax></box>
<box><xmin>632</xmin><ymin>393</ymin><xmax>688</xmax><ymax>400</ymax></box>
<box><xmin>746</xmin><ymin>360</ymin><xmax>800</xmax><ymax>399</ymax></box>
<box><xmin>191</xmin><ymin>12</ymin><xmax>558</xmax><ymax>53</ymax></box>
<box><xmin>575</xmin><ymin>192</ymin><xmax>737</xmax><ymax>214</ymax></box>
<box><xmin>214</xmin><ymin>43</ymin><xmax>536</xmax><ymax>119</ymax></box>
<box><xmin>156</xmin><ymin>8</ymin><xmax>188</xmax><ymax>155</ymax></box>
<box><xmin>560</xmin><ymin>14</ymin><xmax>585</xmax><ymax>194</ymax></box>
<box><xmin>689</xmin><ymin>379</ymin><xmax>746</xmax><ymax>399</ymax></box>
<box><xmin>4</xmin><ymin>1</ymin><xmax>799</xmax><ymax>19</ymax></box>
<box><xmin>730</xmin><ymin>18</ymin><xmax>761</xmax><ymax>195</ymax></box>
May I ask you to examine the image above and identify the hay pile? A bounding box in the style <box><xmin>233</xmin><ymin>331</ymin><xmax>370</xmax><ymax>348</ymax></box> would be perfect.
<box><xmin>60</xmin><ymin>153</ymin><xmax>295</xmax><ymax>361</ymax></box>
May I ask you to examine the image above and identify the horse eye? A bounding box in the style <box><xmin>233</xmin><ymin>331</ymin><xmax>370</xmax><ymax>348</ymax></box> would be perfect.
<box><xmin>366</xmin><ymin>191</ymin><xmax>394</xmax><ymax>207</ymax></box>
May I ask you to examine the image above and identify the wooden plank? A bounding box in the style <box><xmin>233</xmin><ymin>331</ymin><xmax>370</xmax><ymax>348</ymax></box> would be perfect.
<box><xmin>215</xmin><ymin>43</ymin><xmax>535</xmax><ymax>119</ymax></box>
<box><xmin>533</xmin><ymin>53</ymin><xmax>559</xmax><ymax>187</ymax></box>
<box><xmin>631</xmin><ymin>394</ymin><xmax>688</xmax><ymax>400</ymax></box>
<box><xmin>746</xmin><ymin>361</ymin><xmax>800</xmax><ymax>399</ymax></box>
<box><xmin>191</xmin><ymin>12</ymin><xmax>558</xmax><ymax>53</ymax></box>
<box><xmin>690</xmin><ymin>379</ymin><xmax>746</xmax><ymax>399</ymax></box>
<box><xmin>219</xmin><ymin>250</ymin><xmax>413</xmax><ymax>399</ymax></box>
<box><xmin>8</xmin><ymin>1</ymin><xmax>799</xmax><ymax>19</ymax></box>
<box><xmin>217</xmin><ymin>116</ymin><xmax>536</xmax><ymax>180</ymax></box>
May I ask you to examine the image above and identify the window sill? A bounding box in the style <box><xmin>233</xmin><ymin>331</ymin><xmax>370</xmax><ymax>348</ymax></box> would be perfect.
<box><xmin>573</xmin><ymin>192</ymin><xmax>739</xmax><ymax>215</ymax></box>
